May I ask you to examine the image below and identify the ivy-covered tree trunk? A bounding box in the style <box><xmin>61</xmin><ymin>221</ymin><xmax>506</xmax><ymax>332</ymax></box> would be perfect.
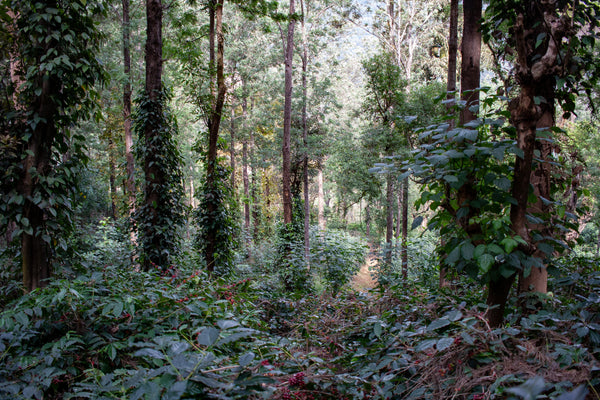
<box><xmin>21</xmin><ymin>117</ymin><xmax>54</xmax><ymax>291</ymax></box>
<box><xmin>509</xmin><ymin>7</ymin><xmax>562</xmax><ymax>296</ymax></box>
<box><xmin>4</xmin><ymin>1</ymin><xmax>105</xmax><ymax>291</ymax></box>
<box><xmin>142</xmin><ymin>0</ymin><xmax>164</xmax><ymax>270</ymax></box>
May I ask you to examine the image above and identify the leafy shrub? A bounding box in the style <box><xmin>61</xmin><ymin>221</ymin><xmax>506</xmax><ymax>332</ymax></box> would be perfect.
<box><xmin>0</xmin><ymin>264</ymin><xmax>278</xmax><ymax>399</ymax></box>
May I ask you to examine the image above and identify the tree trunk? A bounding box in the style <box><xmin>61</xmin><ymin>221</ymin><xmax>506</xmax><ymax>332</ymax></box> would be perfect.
<box><xmin>123</xmin><ymin>0</ymin><xmax>135</xmax><ymax>215</ymax></box>
<box><xmin>242</xmin><ymin>97</ymin><xmax>251</xmax><ymax>242</ymax></box>
<box><xmin>446</xmin><ymin>0</ymin><xmax>458</xmax><ymax>120</ymax></box>
<box><xmin>20</xmin><ymin>77</ymin><xmax>57</xmax><ymax>291</ymax></box>
<box><xmin>251</xmin><ymin>132</ymin><xmax>260</xmax><ymax>239</ymax></box>
<box><xmin>205</xmin><ymin>0</ymin><xmax>227</xmax><ymax>273</ymax></box>
<box><xmin>440</xmin><ymin>0</ymin><xmax>458</xmax><ymax>288</ymax></box>
<box><xmin>142</xmin><ymin>0</ymin><xmax>164</xmax><ymax>270</ymax></box>
<box><xmin>108</xmin><ymin>136</ymin><xmax>118</xmax><ymax>219</ymax></box>
<box><xmin>301</xmin><ymin>0</ymin><xmax>310</xmax><ymax>261</ymax></box>
<box><xmin>317</xmin><ymin>166</ymin><xmax>325</xmax><ymax>230</ymax></box>
<box><xmin>230</xmin><ymin>106</ymin><xmax>236</xmax><ymax>189</ymax></box>
<box><xmin>401</xmin><ymin>177</ymin><xmax>408</xmax><ymax>280</ymax></box>
<box><xmin>486</xmin><ymin>274</ymin><xmax>516</xmax><ymax>327</ymax></box>
<box><xmin>282</xmin><ymin>0</ymin><xmax>296</xmax><ymax>225</ymax></box>
<box><xmin>459</xmin><ymin>0</ymin><xmax>482</xmax><ymax>125</ymax></box>
<box><xmin>365</xmin><ymin>204</ymin><xmax>371</xmax><ymax>237</ymax></box>
<box><xmin>385</xmin><ymin>175</ymin><xmax>394</xmax><ymax>265</ymax></box>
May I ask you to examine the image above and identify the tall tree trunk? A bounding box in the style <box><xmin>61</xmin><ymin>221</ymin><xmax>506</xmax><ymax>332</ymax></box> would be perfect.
<box><xmin>440</xmin><ymin>0</ymin><xmax>458</xmax><ymax>288</ymax></box>
<box><xmin>317</xmin><ymin>166</ymin><xmax>325</xmax><ymax>230</ymax></box>
<box><xmin>205</xmin><ymin>0</ymin><xmax>227</xmax><ymax>273</ymax></box>
<box><xmin>282</xmin><ymin>0</ymin><xmax>296</xmax><ymax>225</ymax></box>
<box><xmin>123</xmin><ymin>0</ymin><xmax>135</xmax><ymax>215</ymax></box>
<box><xmin>459</xmin><ymin>0</ymin><xmax>482</xmax><ymax>126</ymax></box>
<box><xmin>446</xmin><ymin>0</ymin><xmax>458</xmax><ymax>114</ymax></box>
<box><xmin>301</xmin><ymin>0</ymin><xmax>310</xmax><ymax>261</ymax></box>
<box><xmin>142</xmin><ymin>0</ymin><xmax>164</xmax><ymax>270</ymax></box>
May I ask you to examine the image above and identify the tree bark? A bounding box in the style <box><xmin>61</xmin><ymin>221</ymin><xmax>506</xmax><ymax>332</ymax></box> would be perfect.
<box><xmin>282</xmin><ymin>0</ymin><xmax>296</xmax><ymax>225</ymax></box>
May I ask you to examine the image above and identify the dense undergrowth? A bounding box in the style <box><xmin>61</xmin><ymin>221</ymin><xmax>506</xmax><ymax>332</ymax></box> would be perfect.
<box><xmin>0</xmin><ymin>225</ymin><xmax>599</xmax><ymax>399</ymax></box>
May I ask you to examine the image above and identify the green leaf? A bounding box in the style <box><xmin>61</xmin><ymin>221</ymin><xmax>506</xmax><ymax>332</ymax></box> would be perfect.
<box><xmin>461</xmin><ymin>242</ymin><xmax>474</xmax><ymax>260</ymax></box>
<box><xmin>474</xmin><ymin>244</ymin><xmax>486</xmax><ymax>259</ymax></box>
<box><xmin>198</xmin><ymin>327</ymin><xmax>220</xmax><ymax>346</ymax></box>
<box><xmin>436</xmin><ymin>337</ymin><xmax>454</xmax><ymax>351</ymax></box>
<box><xmin>415</xmin><ymin>339</ymin><xmax>437</xmax><ymax>352</ymax></box>
<box><xmin>411</xmin><ymin>216</ymin><xmax>423</xmax><ymax>230</ymax></box>
<box><xmin>506</xmin><ymin>376</ymin><xmax>546</xmax><ymax>400</ymax></box>
<box><xmin>134</xmin><ymin>348</ymin><xmax>164</xmax><ymax>360</ymax></box>
<box><xmin>501</xmin><ymin>238</ymin><xmax>518</xmax><ymax>254</ymax></box>
<box><xmin>427</xmin><ymin>318</ymin><xmax>450</xmax><ymax>332</ymax></box>
<box><xmin>447</xmin><ymin>246</ymin><xmax>461</xmax><ymax>264</ymax></box>
<box><xmin>239</xmin><ymin>352</ymin><xmax>255</xmax><ymax>367</ymax></box>
<box><xmin>478</xmin><ymin>254</ymin><xmax>495</xmax><ymax>273</ymax></box>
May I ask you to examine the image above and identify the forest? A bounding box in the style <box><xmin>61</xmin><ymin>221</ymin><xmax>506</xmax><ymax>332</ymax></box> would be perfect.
<box><xmin>1</xmin><ymin>0</ymin><xmax>600</xmax><ymax>399</ymax></box>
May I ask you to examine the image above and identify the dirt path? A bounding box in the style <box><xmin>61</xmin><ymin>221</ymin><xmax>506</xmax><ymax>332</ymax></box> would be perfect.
<box><xmin>352</xmin><ymin>245</ymin><xmax>377</xmax><ymax>290</ymax></box>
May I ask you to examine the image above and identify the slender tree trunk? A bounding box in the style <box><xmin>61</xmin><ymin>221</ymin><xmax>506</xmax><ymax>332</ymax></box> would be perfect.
<box><xmin>190</xmin><ymin>165</ymin><xmax>195</xmax><ymax>208</ymax></box>
<box><xmin>395</xmin><ymin>190</ymin><xmax>402</xmax><ymax>239</ymax></box>
<box><xmin>242</xmin><ymin>97</ymin><xmax>251</xmax><ymax>240</ymax></box>
<box><xmin>282</xmin><ymin>0</ymin><xmax>296</xmax><ymax>225</ymax></box>
<box><xmin>205</xmin><ymin>0</ymin><xmax>227</xmax><ymax>273</ymax></box>
<box><xmin>251</xmin><ymin>132</ymin><xmax>260</xmax><ymax>239</ymax></box>
<box><xmin>108</xmin><ymin>136</ymin><xmax>118</xmax><ymax>219</ymax></box>
<box><xmin>365</xmin><ymin>204</ymin><xmax>371</xmax><ymax>238</ymax></box>
<box><xmin>142</xmin><ymin>0</ymin><xmax>164</xmax><ymax>270</ymax></box>
<box><xmin>230</xmin><ymin>106</ymin><xmax>236</xmax><ymax>189</ymax></box>
<box><xmin>317</xmin><ymin>166</ymin><xmax>325</xmax><ymax>230</ymax></box>
<box><xmin>123</xmin><ymin>0</ymin><xmax>135</xmax><ymax>215</ymax></box>
<box><xmin>401</xmin><ymin>177</ymin><xmax>408</xmax><ymax>280</ymax></box>
<box><xmin>385</xmin><ymin>175</ymin><xmax>394</xmax><ymax>265</ymax></box>
<box><xmin>301</xmin><ymin>0</ymin><xmax>310</xmax><ymax>260</ymax></box>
